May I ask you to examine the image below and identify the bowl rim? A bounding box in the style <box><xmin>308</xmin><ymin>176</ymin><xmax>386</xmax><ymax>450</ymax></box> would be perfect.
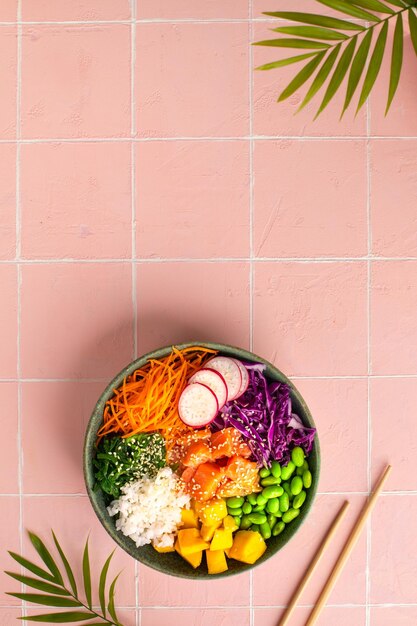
<box><xmin>83</xmin><ymin>341</ymin><xmax>320</xmax><ymax>579</ymax></box>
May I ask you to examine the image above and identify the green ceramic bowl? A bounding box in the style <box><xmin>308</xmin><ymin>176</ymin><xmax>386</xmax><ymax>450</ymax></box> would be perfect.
<box><xmin>84</xmin><ymin>342</ymin><xmax>320</xmax><ymax>579</ymax></box>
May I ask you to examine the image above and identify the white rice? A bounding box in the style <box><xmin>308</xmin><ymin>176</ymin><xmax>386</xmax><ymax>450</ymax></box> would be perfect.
<box><xmin>107</xmin><ymin>467</ymin><xmax>190</xmax><ymax>548</ymax></box>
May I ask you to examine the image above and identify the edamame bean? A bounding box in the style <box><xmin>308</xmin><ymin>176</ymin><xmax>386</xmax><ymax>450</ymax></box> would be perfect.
<box><xmin>247</xmin><ymin>493</ymin><xmax>258</xmax><ymax>506</ymax></box>
<box><xmin>282</xmin><ymin>482</ymin><xmax>292</xmax><ymax>497</ymax></box>
<box><xmin>259</xmin><ymin>467</ymin><xmax>270</xmax><ymax>479</ymax></box>
<box><xmin>291</xmin><ymin>446</ymin><xmax>305</xmax><ymax>468</ymax></box>
<box><xmin>253</xmin><ymin>504</ymin><xmax>265</xmax><ymax>513</ymax></box>
<box><xmin>271</xmin><ymin>461</ymin><xmax>281</xmax><ymax>479</ymax></box>
<box><xmin>250</xmin><ymin>524</ymin><xmax>260</xmax><ymax>533</ymax></box>
<box><xmin>242</xmin><ymin>502</ymin><xmax>252</xmax><ymax>515</ymax></box>
<box><xmin>262</xmin><ymin>485</ymin><xmax>283</xmax><ymax>500</ymax></box>
<box><xmin>281</xmin><ymin>461</ymin><xmax>295</xmax><ymax>481</ymax></box>
<box><xmin>303</xmin><ymin>470</ymin><xmax>312</xmax><ymax>489</ymax></box>
<box><xmin>302</xmin><ymin>460</ymin><xmax>309</xmax><ymax>471</ymax></box>
<box><xmin>248</xmin><ymin>512</ymin><xmax>267</xmax><ymax>525</ymax></box>
<box><xmin>261</xmin><ymin>476</ymin><xmax>280</xmax><ymax>487</ymax></box>
<box><xmin>267</xmin><ymin>514</ymin><xmax>277</xmax><ymax>530</ymax></box>
<box><xmin>228</xmin><ymin>507</ymin><xmax>242</xmax><ymax>517</ymax></box>
<box><xmin>272</xmin><ymin>521</ymin><xmax>285</xmax><ymax>537</ymax></box>
<box><xmin>233</xmin><ymin>516</ymin><xmax>241</xmax><ymax>527</ymax></box>
<box><xmin>260</xmin><ymin>521</ymin><xmax>272</xmax><ymax>540</ymax></box>
<box><xmin>266</xmin><ymin>498</ymin><xmax>280</xmax><ymax>515</ymax></box>
<box><xmin>296</xmin><ymin>466</ymin><xmax>304</xmax><ymax>476</ymax></box>
<box><xmin>240</xmin><ymin>515</ymin><xmax>252</xmax><ymax>530</ymax></box>
<box><xmin>257</xmin><ymin>494</ymin><xmax>268</xmax><ymax>506</ymax></box>
<box><xmin>279</xmin><ymin>492</ymin><xmax>290</xmax><ymax>513</ymax></box>
<box><xmin>293</xmin><ymin>490</ymin><xmax>306</xmax><ymax>509</ymax></box>
<box><xmin>282</xmin><ymin>508</ymin><xmax>300</xmax><ymax>524</ymax></box>
<box><xmin>227</xmin><ymin>496</ymin><xmax>244</xmax><ymax>509</ymax></box>
<box><xmin>290</xmin><ymin>476</ymin><xmax>303</xmax><ymax>496</ymax></box>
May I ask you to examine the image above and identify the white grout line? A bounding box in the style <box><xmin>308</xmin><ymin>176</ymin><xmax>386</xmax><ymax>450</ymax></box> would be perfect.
<box><xmin>366</xmin><ymin>95</ymin><xmax>372</xmax><ymax>626</ymax></box>
<box><xmin>1</xmin><ymin>256</ymin><xmax>417</xmax><ymax>264</ymax></box>
<box><xmin>2</xmin><ymin>602</ymin><xmax>417</xmax><ymax>610</ymax></box>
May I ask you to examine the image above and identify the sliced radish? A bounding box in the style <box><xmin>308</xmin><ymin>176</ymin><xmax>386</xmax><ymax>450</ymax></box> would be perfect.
<box><xmin>178</xmin><ymin>383</ymin><xmax>219</xmax><ymax>428</ymax></box>
<box><xmin>189</xmin><ymin>368</ymin><xmax>228</xmax><ymax>409</ymax></box>
<box><xmin>232</xmin><ymin>359</ymin><xmax>249</xmax><ymax>399</ymax></box>
<box><xmin>206</xmin><ymin>356</ymin><xmax>242</xmax><ymax>401</ymax></box>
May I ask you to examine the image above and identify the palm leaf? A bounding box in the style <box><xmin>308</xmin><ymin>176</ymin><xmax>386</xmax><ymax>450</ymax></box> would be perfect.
<box><xmin>99</xmin><ymin>550</ymin><xmax>115</xmax><ymax>618</ymax></box>
<box><xmin>8</xmin><ymin>552</ymin><xmax>57</xmax><ymax>584</ymax></box>
<box><xmin>385</xmin><ymin>0</ymin><xmax>409</xmax><ymax>7</ymax></box>
<box><xmin>256</xmin><ymin>52</ymin><xmax>318</xmax><ymax>71</ymax></box>
<box><xmin>21</xmin><ymin>612</ymin><xmax>95</xmax><ymax>623</ymax></box>
<box><xmin>254</xmin><ymin>38</ymin><xmax>330</xmax><ymax>49</ymax></box>
<box><xmin>278</xmin><ymin>52</ymin><xmax>326</xmax><ymax>101</ymax></box>
<box><xmin>28</xmin><ymin>532</ymin><xmax>63</xmax><ymax>586</ymax></box>
<box><xmin>4</xmin><ymin>572</ymin><xmax>70</xmax><ymax>596</ymax></box>
<box><xmin>263</xmin><ymin>11</ymin><xmax>365</xmax><ymax>30</ymax></box>
<box><xmin>52</xmin><ymin>531</ymin><xmax>77</xmax><ymax>597</ymax></box>
<box><xmin>82</xmin><ymin>538</ymin><xmax>92</xmax><ymax>610</ymax></box>
<box><xmin>298</xmin><ymin>45</ymin><xmax>342</xmax><ymax>111</ymax></box>
<box><xmin>357</xmin><ymin>20</ymin><xmax>388</xmax><ymax>112</ymax></box>
<box><xmin>7</xmin><ymin>593</ymin><xmax>81</xmax><ymax>608</ymax></box>
<box><xmin>273</xmin><ymin>26</ymin><xmax>348</xmax><ymax>40</ymax></box>
<box><xmin>351</xmin><ymin>0</ymin><xmax>395</xmax><ymax>13</ymax></box>
<box><xmin>108</xmin><ymin>573</ymin><xmax>122</xmax><ymax>626</ymax></box>
<box><xmin>409</xmin><ymin>8</ymin><xmax>417</xmax><ymax>56</ymax></box>
<box><xmin>342</xmin><ymin>28</ymin><xmax>373</xmax><ymax>115</ymax></box>
<box><xmin>386</xmin><ymin>13</ymin><xmax>404</xmax><ymax>113</ymax></box>
<box><xmin>315</xmin><ymin>36</ymin><xmax>358</xmax><ymax>117</ymax></box>
<box><xmin>316</xmin><ymin>0</ymin><xmax>381</xmax><ymax>21</ymax></box>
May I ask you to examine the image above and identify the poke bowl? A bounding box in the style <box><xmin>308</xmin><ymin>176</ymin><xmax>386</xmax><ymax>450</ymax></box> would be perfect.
<box><xmin>83</xmin><ymin>342</ymin><xmax>320</xmax><ymax>579</ymax></box>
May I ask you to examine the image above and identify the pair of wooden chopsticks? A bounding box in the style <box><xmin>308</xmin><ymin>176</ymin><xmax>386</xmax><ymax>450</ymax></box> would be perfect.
<box><xmin>278</xmin><ymin>464</ymin><xmax>392</xmax><ymax>626</ymax></box>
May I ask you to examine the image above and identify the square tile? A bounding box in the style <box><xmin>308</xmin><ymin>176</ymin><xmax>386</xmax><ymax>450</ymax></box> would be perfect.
<box><xmin>371</xmin><ymin>495</ymin><xmax>417</xmax><ymax>604</ymax></box>
<box><xmin>253</xmin><ymin>262</ymin><xmax>367</xmax><ymax>376</ymax></box>
<box><xmin>0</xmin><ymin>143</ymin><xmax>16</xmax><ymax>259</ymax></box>
<box><xmin>136</xmin><ymin>23</ymin><xmax>249</xmax><ymax>137</ymax></box>
<box><xmin>254</xmin><ymin>140</ymin><xmax>367</xmax><ymax>257</ymax></box>
<box><xmin>22</xmin><ymin>381</ymin><xmax>105</xmax><ymax>493</ymax></box>
<box><xmin>0</xmin><ymin>383</ymin><xmax>18</xmax><ymax>493</ymax></box>
<box><xmin>139</xmin><ymin>567</ymin><xmax>250</xmax><ymax>607</ymax></box>
<box><xmin>371</xmin><ymin>378</ymin><xmax>417</xmax><ymax>491</ymax></box>
<box><xmin>0</xmin><ymin>27</ymin><xmax>17</xmax><ymax>139</ymax></box>
<box><xmin>255</xmin><ymin>607</ymin><xmax>366</xmax><ymax>626</ymax></box>
<box><xmin>0</xmin><ymin>497</ymin><xmax>21</xmax><ymax>606</ymax></box>
<box><xmin>23</xmin><ymin>496</ymin><xmax>136</xmax><ymax>607</ymax></box>
<box><xmin>252</xmin><ymin>22</ymin><xmax>367</xmax><ymax>137</ymax></box>
<box><xmin>21</xmin><ymin>142</ymin><xmax>132</xmax><ymax>259</ymax></box>
<box><xmin>0</xmin><ymin>609</ymin><xmax>22</xmax><ymax>624</ymax></box>
<box><xmin>0</xmin><ymin>265</ymin><xmax>17</xmax><ymax>378</ymax></box>
<box><xmin>371</xmin><ymin>606</ymin><xmax>417</xmax><ymax>626</ymax></box>
<box><xmin>22</xmin><ymin>0</ymin><xmax>130</xmax><ymax>21</ymax></box>
<box><xmin>20</xmin><ymin>263</ymin><xmax>133</xmax><ymax>378</ymax></box>
<box><xmin>21</xmin><ymin>25</ymin><xmax>130</xmax><ymax>139</ymax></box>
<box><xmin>25</xmin><ymin>608</ymin><xmax>136</xmax><ymax>624</ymax></box>
<box><xmin>138</xmin><ymin>0</ymin><xmax>247</xmax><ymax>19</ymax></box>
<box><xmin>252</xmin><ymin>0</ymin><xmax>352</xmax><ymax>18</ymax></box>
<box><xmin>136</xmin><ymin>262</ymin><xmax>250</xmax><ymax>354</ymax></box>
<box><xmin>0</xmin><ymin>0</ymin><xmax>17</xmax><ymax>21</ymax></box>
<box><xmin>136</xmin><ymin>141</ymin><xmax>249</xmax><ymax>258</ymax></box>
<box><xmin>294</xmin><ymin>378</ymin><xmax>368</xmax><ymax>492</ymax></box>
<box><xmin>370</xmin><ymin>140</ymin><xmax>417</xmax><ymax>257</ymax></box>
<box><xmin>142</xmin><ymin>609</ymin><xmax>250</xmax><ymax>626</ymax></box>
<box><xmin>371</xmin><ymin>261</ymin><xmax>417</xmax><ymax>375</ymax></box>
<box><xmin>253</xmin><ymin>495</ymin><xmax>367</xmax><ymax>606</ymax></box>
<box><xmin>370</xmin><ymin>23</ymin><xmax>417</xmax><ymax>136</ymax></box>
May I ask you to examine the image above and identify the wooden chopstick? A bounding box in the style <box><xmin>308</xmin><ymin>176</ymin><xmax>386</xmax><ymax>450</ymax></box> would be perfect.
<box><xmin>278</xmin><ymin>500</ymin><xmax>350</xmax><ymax>626</ymax></box>
<box><xmin>305</xmin><ymin>464</ymin><xmax>392</xmax><ymax>626</ymax></box>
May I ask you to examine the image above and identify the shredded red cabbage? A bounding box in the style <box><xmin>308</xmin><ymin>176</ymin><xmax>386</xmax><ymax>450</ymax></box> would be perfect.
<box><xmin>212</xmin><ymin>362</ymin><xmax>316</xmax><ymax>467</ymax></box>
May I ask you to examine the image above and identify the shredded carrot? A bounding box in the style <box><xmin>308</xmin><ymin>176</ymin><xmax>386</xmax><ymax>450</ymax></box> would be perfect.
<box><xmin>97</xmin><ymin>346</ymin><xmax>217</xmax><ymax>448</ymax></box>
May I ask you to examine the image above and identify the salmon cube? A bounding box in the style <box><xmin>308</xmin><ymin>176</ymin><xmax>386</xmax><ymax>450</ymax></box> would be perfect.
<box><xmin>182</xmin><ymin>440</ymin><xmax>212</xmax><ymax>468</ymax></box>
<box><xmin>210</xmin><ymin>428</ymin><xmax>236</xmax><ymax>459</ymax></box>
<box><xmin>189</xmin><ymin>462</ymin><xmax>224</xmax><ymax>501</ymax></box>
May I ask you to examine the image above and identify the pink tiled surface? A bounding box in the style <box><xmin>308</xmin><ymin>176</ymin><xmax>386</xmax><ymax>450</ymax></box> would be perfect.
<box><xmin>1</xmin><ymin>1</ymin><xmax>416</xmax><ymax>624</ymax></box>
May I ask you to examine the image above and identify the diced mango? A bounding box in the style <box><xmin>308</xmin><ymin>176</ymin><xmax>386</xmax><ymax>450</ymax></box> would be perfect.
<box><xmin>197</xmin><ymin>497</ymin><xmax>228</xmax><ymax>525</ymax></box>
<box><xmin>223</xmin><ymin>515</ymin><xmax>239</xmax><ymax>532</ymax></box>
<box><xmin>177</xmin><ymin>528</ymin><xmax>209</xmax><ymax>555</ymax></box>
<box><xmin>228</xmin><ymin>531</ymin><xmax>267</xmax><ymax>565</ymax></box>
<box><xmin>210</xmin><ymin>528</ymin><xmax>233</xmax><ymax>551</ymax></box>
<box><xmin>181</xmin><ymin>508</ymin><xmax>199</xmax><ymax>529</ymax></box>
<box><xmin>200</xmin><ymin>520</ymin><xmax>222</xmax><ymax>542</ymax></box>
<box><xmin>206</xmin><ymin>549</ymin><xmax>228</xmax><ymax>575</ymax></box>
<box><xmin>175</xmin><ymin>540</ymin><xmax>203</xmax><ymax>569</ymax></box>
<box><xmin>152</xmin><ymin>543</ymin><xmax>175</xmax><ymax>553</ymax></box>
<box><xmin>224</xmin><ymin>548</ymin><xmax>231</xmax><ymax>558</ymax></box>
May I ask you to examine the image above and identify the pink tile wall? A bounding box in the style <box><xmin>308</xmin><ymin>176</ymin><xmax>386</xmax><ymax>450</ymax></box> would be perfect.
<box><xmin>1</xmin><ymin>1</ymin><xmax>416</xmax><ymax>624</ymax></box>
